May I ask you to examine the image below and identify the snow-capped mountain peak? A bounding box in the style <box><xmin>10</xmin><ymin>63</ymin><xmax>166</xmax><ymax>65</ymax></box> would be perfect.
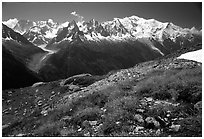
<box><xmin>47</xmin><ymin>19</ymin><xmax>54</xmax><ymax>24</ymax></box>
<box><xmin>60</xmin><ymin>21</ymin><xmax>69</xmax><ymax>28</ymax></box>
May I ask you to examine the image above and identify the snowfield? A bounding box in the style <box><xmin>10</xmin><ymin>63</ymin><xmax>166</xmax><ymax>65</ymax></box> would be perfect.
<box><xmin>177</xmin><ymin>49</ymin><xmax>202</xmax><ymax>63</ymax></box>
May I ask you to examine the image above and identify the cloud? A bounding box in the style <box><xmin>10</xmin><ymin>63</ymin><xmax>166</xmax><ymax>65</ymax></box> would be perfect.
<box><xmin>70</xmin><ymin>11</ymin><xmax>77</xmax><ymax>16</ymax></box>
<box><xmin>70</xmin><ymin>11</ymin><xmax>84</xmax><ymax>22</ymax></box>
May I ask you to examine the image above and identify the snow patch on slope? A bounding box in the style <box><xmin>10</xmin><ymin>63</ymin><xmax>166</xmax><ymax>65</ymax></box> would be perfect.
<box><xmin>177</xmin><ymin>49</ymin><xmax>202</xmax><ymax>63</ymax></box>
<box><xmin>44</xmin><ymin>29</ymin><xmax>58</xmax><ymax>38</ymax></box>
<box><xmin>3</xmin><ymin>18</ymin><xmax>18</xmax><ymax>28</ymax></box>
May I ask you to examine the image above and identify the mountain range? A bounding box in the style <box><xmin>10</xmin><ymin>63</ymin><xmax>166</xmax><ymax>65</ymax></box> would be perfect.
<box><xmin>3</xmin><ymin>16</ymin><xmax>201</xmax><ymax>46</ymax></box>
<box><xmin>2</xmin><ymin>15</ymin><xmax>202</xmax><ymax>89</ymax></box>
<box><xmin>3</xmin><ymin>18</ymin><xmax>68</xmax><ymax>45</ymax></box>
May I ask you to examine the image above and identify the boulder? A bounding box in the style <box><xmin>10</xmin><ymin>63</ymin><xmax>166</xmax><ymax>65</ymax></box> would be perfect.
<box><xmin>134</xmin><ymin>126</ymin><xmax>144</xmax><ymax>132</ymax></box>
<box><xmin>146</xmin><ymin>97</ymin><xmax>153</xmax><ymax>102</ymax></box>
<box><xmin>2</xmin><ymin>124</ymin><xmax>9</xmax><ymax>130</ymax></box>
<box><xmin>134</xmin><ymin>114</ymin><xmax>144</xmax><ymax>123</ymax></box>
<box><xmin>89</xmin><ymin>121</ymin><xmax>98</xmax><ymax>126</ymax></box>
<box><xmin>16</xmin><ymin>133</ymin><xmax>26</xmax><ymax>137</ymax></box>
<box><xmin>145</xmin><ymin>117</ymin><xmax>160</xmax><ymax>129</ymax></box>
<box><xmin>61</xmin><ymin>116</ymin><xmax>72</xmax><ymax>121</ymax></box>
<box><xmin>155</xmin><ymin>116</ymin><xmax>168</xmax><ymax>128</ymax></box>
<box><xmin>136</xmin><ymin>109</ymin><xmax>145</xmax><ymax>113</ymax></box>
<box><xmin>69</xmin><ymin>85</ymin><xmax>81</xmax><ymax>92</ymax></box>
<box><xmin>194</xmin><ymin>101</ymin><xmax>202</xmax><ymax>112</ymax></box>
<box><xmin>82</xmin><ymin>120</ymin><xmax>91</xmax><ymax>128</ymax></box>
<box><xmin>169</xmin><ymin>124</ymin><xmax>180</xmax><ymax>132</ymax></box>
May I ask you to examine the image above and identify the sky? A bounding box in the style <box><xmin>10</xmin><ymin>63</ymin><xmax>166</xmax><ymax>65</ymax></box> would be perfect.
<box><xmin>2</xmin><ymin>2</ymin><xmax>202</xmax><ymax>29</ymax></box>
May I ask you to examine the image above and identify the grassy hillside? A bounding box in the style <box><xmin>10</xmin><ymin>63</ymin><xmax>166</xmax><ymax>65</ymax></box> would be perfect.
<box><xmin>2</xmin><ymin>56</ymin><xmax>202</xmax><ymax>137</ymax></box>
